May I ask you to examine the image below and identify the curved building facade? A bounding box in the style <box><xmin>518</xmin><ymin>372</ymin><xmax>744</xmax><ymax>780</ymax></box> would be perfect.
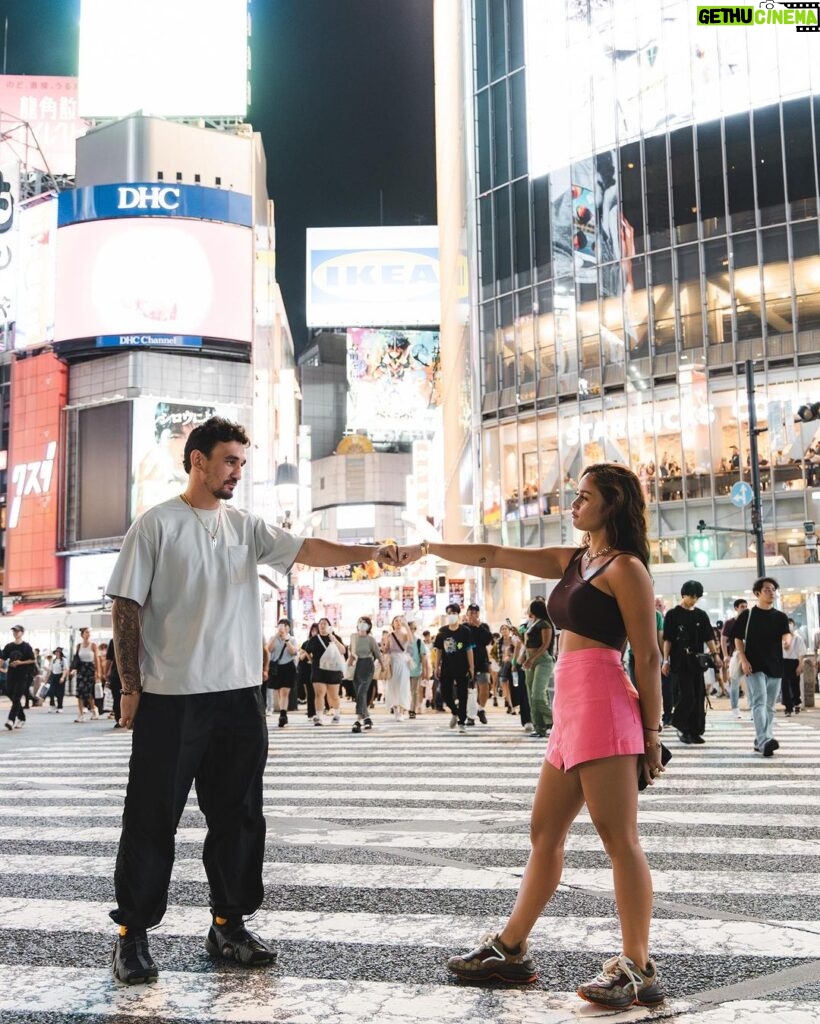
<box><xmin>436</xmin><ymin>0</ymin><xmax>820</xmax><ymax>631</ymax></box>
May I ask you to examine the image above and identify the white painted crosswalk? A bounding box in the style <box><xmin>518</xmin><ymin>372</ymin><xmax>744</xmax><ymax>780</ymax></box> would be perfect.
<box><xmin>0</xmin><ymin>706</ymin><xmax>818</xmax><ymax>1023</ymax></box>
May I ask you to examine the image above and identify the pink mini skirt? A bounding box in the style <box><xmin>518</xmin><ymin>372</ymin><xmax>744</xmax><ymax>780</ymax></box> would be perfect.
<box><xmin>544</xmin><ymin>648</ymin><xmax>644</xmax><ymax>772</ymax></box>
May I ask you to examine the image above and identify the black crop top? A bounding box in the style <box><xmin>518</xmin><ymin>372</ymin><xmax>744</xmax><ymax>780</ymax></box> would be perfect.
<box><xmin>546</xmin><ymin>549</ymin><xmax>628</xmax><ymax>649</ymax></box>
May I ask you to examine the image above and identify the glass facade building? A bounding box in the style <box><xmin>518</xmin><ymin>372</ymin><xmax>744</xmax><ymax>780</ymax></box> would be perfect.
<box><xmin>441</xmin><ymin>0</ymin><xmax>820</xmax><ymax>627</ymax></box>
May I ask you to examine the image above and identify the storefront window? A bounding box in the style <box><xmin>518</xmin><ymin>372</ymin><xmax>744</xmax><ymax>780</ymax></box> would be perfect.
<box><xmin>482</xmin><ymin>425</ymin><xmax>501</xmax><ymax>526</ymax></box>
<box><xmin>792</xmin><ymin>222</ymin><xmax>820</xmax><ymax>333</ymax></box>
<box><xmin>500</xmin><ymin>420</ymin><xmax>519</xmax><ymax>520</ymax></box>
<box><xmin>731</xmin><ymin>231</ymin><xmax>763</xmax><ymax>342</ymax></box>
<box><xmin>761</xmin><ymin>227</ymin><xmax>793</xmax><ymax>338</ymax></box>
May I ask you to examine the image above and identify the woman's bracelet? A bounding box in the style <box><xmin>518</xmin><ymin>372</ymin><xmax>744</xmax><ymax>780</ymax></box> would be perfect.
<box><xmin>420</xmin><ymin>540</ymin><xmax>430</xmax><ymax>556</ymax></box>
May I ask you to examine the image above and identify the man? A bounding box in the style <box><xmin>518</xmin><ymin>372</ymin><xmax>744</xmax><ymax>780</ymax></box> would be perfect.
<box><xmin>464</xmin><ymin>603</ymin><xmax>493</xmax><ymax>725</ymax></box>
<box><xmin>106</xmin><ymin>416</ymin><xmax>395</xmax><ymax>985</ymax></box>
<box><xmin>781</xmin><ymin>618</ymin><xmax>806</xmax><ymax>717</ymax></box>
<box><xmin>662</xmin><ymin>581</ymin><xmax>722</xmax><ymax>745</ymax></box>
<box><xmin>1</xmin><ymin>626</ymin><xmax>36</xmax><ymax>730</ymax></box>
<box><xmin>732</xmin><ymin>577</ymin><xmax>790</xmax><ymax>757</ymax></box>
<box><xmin>431</xmin><ymin>604</ymin><xmax>475</xmax><ymax>734</ymax></box>
<box><xmin>721</xmin><ymin>598</ymin><xmax>748</xmax><ymax>716</ymax></box>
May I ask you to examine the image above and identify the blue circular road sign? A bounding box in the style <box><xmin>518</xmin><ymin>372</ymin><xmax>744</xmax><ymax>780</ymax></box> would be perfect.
<box><xmin>730</xmin><ymin>481</ymin><xmax>754</xmax><ymax>508</ymax></box>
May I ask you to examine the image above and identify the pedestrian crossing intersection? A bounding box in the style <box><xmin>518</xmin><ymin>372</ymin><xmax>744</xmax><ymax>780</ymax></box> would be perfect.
<box><xmin>0</xmin><ymin>708</ymin><xmax>818</xmax><ymax>1022</ymax></box>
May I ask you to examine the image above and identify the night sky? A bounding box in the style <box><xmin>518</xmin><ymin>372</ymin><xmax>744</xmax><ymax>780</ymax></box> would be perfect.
<box><xmin>0</xmin><ymin>0</ymin><xmax>438</xmax><ymax>351</ymax></box>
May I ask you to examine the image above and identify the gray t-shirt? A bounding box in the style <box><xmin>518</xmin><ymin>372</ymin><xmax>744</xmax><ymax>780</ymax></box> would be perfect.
<box><xmin>106</xmin><ymin>496</ymin><xmax>303</xmax><ymax>695</ymax></box>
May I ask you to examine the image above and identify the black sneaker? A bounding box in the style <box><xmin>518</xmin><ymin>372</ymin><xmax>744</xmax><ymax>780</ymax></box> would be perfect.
<box><xmin>278</xmin><ymin>710</ymin><xmax>288</xmax><ymax>728</ymax></box>
<box><xmin>477</xmin><ymin>708</ymin><xmax>488</xmax><ymax>724</ymax></box>
<box><xmin>577</xmin><ymin>954</ymin><xmax>664</xmax><ymax>1009</ymax></box>
<box><xmin>447</xmin><ymin>931</ymin><xmax>537</xmax><ymax>984</ymax></box>
<box><xmin>205</xmin><ymin>919</ymin><xmax>276</xmax><ymax>965</ymax></box>
<box><xmin>690</xmin><ymin>735</ymin><xmax>705</xmax><ymax>745</ymax></box>
<box><xmin>112</xmin><ymin>928</ymin><xmax>158</xmax><ymax>985</ymax></box>
<box><xmin>363</xmin><ymin>717</ymin><xmax>373</xmax><ymax>730</ymax></box>
<box><xmin>762</xmin><ymin>738</ymin><xmax>777</xmax><ymax>757</ymax></box>
<box><xmin>352</xmin><ymin>721</ymin><xmax>362</xmax><ymax>733</ymax></box>
<box><xmin>466</xmin><ymin>717</ymin><xmax>476</xmax><ymax>727</ymax></box>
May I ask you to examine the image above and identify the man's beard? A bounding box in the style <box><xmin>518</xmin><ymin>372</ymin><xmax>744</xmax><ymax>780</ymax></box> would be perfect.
<box><xmin>212</xmin><ymin>484</ymin><xmax>236</xmax><ymax>501</ymax></box>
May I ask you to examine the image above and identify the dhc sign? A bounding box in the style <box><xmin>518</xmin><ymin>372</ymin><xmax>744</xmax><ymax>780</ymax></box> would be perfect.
<box><xmin>306</xmin><ymin>226</ymin><xmax>441</xmax><ymax>328</ymax></box>
<box><xmin>58</xmin><ymin>183</ymin><xmax>253</xmax><ymax>228</ymax></box>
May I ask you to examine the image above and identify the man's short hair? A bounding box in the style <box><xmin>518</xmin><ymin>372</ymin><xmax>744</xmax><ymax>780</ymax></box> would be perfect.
<box><xmin>183</xmin><ymin>417</ymin><xmax>250</xmax><ymax>473</ymax></box>
<box><xmin>681</xmin><ymin>580</ymin><xmax>704</xmax><ymax>598</ymax></box>
<box><xmin>445</xmin><ymin>603</ymin><xmax>461</xmax><ymax>615</ymax></box>
<box><xmin>752</xmin><ymin>576</ymin><xmax>779</xmax><ymax>594</ymax></box>
<box><xmin>733</xmin><ymin>598</ymin><xmax>748</xmax><ymax>610</ymax></box>
<box><xmin>466</xmin><ymin>603</ymin><xmax>480</xmax><ymax>612</ymax></box>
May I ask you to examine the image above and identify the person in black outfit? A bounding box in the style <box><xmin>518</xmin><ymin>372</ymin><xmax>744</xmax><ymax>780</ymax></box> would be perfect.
<box><xmin>105</xmin><ymin>638</ymin><xmax>124</xmax><ymax>729</ymax></box>
<box><xmin>2</xmin><ymin>625</ymin><xmax>36</xmax><ymax>730</ymax></box>
<box><xmin>432</xmin><ymin>604</ymin><xmax>475</xmax><ymax>734</ymax></box>
<box><xmin>662</xmin><ymin>581</ymin><xmax>722</xmax><ymax>744</ymax></box>
<box><xmin>464</xmin><ymin>603</ymin><xmax>493</xmax><ymax>725</ymax></box>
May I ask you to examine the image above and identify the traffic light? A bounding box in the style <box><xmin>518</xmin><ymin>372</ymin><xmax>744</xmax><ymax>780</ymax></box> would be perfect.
<box><xmin>796</xmin><ymin>401</ymin><xmax>820</xmax><ymax>423</ymax></box>
<box><xmin>690</xmin><ymin>534</ymin><xmax>712</xmax><ymax>568</ymax></box>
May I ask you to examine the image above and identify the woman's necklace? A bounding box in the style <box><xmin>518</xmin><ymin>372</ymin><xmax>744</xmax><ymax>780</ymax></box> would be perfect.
<box><xmin>583</xmin><ymin>543</ymin><xmax>613</xmax><ymax>569</ymax></box>
<box><xmin>180</xmin><ymin>494</ymin><xmax>222</xmax><ymax>549</ymax></box>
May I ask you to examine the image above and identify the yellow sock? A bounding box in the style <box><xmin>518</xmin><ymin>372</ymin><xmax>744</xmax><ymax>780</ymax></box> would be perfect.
<box><xmin>118</xmin><ymin>925</ymin><xmax>128</xmax><ymax>937</ymax></box>
<box><xmin>215</xmin><ymin>916</ymin><xmax>228</xmax><ymax>926</ymax></box>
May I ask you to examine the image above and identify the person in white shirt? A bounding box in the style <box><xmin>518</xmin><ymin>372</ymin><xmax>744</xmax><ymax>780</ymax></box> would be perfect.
<box><xmin>107</xmin><ymin>416</ymin><xmax>395</xmax><ymax>985</ymax></box>
<box><xmin>782</xmin><ymin>618</ymin><xmax>807</xmax><ymax>716</ymax></box>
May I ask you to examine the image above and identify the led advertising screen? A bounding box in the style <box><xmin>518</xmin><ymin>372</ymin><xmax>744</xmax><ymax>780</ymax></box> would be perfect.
<box><xmin>525</xmin><ymin>0</ymin><xmax>816</xmax><ymax>178</ymax></box>
<box><xmin>5</xmin><ymin>353</ymin><xmax>68</xmax><ymax>594</ymax></box>
<box><xmin>307</xmin><ymin>226</ymin><xmax>441</xmax><ymax>328</ymax></box>
<box><xmin>54</xmin><ymin>218</ymin><xmax>253</xmax><ymax>343</ymax></box>
<box><xmin>131</xmin><ymin>399</ymin><xmax>244</xmax><ymax>518</ymax></box>
<box><xmin>0</xmin><ymin>76</ymin><xmax>86</xmax><ymax>175</ymax></box>
<box><xmin>78</xmin><ymin>0</ymin><xmax>249</xmax><ymax>119</ymax></box>
<box><xmin>346</xmin><ymin>329</ymin><xmax>441</xmax><ymax>443</ymax></box>
<box><xmin>14</xmin><ymin>195</ymin><xmax>57</xmax><ymax>351</ymax></box>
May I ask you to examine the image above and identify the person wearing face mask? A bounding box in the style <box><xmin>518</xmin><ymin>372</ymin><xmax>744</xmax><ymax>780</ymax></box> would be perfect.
<box><xmin>266</xmin><ymin>619</ymin><xmax>299</xmax><ymax>728</ymax></box>
<box><xmin>521</xmin><ymin>599</ymin><xmax>555</xmax><ymax>739</ymax></box>
<box><xmin>432</xmin><ymin>604</ymin><xmax>475</xmax><ymax>734</ymax></box>
<box><xmin>348</xmin><ymin>616</ymin><xmax>381</xmax><ymax>733</ymax></box>
<box><xmin>385</xmin><ymin>615</ymin><xmax>413</xmax><ymax>721</ymax></box>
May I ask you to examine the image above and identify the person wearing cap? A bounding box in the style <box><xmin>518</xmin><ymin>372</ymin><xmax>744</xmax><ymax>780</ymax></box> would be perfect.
<box><xmin>47</xmin><ymin>647</ymin><xmax>69</xmax><ymax>713</ymax></box>
<box><xmin>662</xmin><ymin>581</ymin><xmax>722</xmax><ymax>745</ymax></box>
<box><xmin>2</xmin><ymin>626</ymin><xmax>36</xmax><ymax>730</ymax></box>
<box><xmin>464</xmin><ymin>604</ymin><xmax>494</xmax><ymax>724</ymax></box>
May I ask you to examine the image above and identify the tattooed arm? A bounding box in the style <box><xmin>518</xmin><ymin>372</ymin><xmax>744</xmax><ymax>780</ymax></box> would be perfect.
<box><xmin>112</xmin><ymin>597</ymin><xmax>142</xmax><ymax>728</ymax></box>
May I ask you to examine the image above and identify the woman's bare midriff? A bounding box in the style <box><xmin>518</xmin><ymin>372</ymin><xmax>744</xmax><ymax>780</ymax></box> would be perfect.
<box><xmin>558</xmin><ymin>630</ymin><xmax>617</xmax><ymax>654</ymax></box>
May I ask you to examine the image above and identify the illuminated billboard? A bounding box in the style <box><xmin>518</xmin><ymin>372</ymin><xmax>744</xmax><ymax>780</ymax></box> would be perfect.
<box><xmin>78</xmin><ymin>0</ymin><xmax>249</xmax><ymax>119</ymax></box>
<box><xmin>524</xmin><ymin>0</ymin><xmax>816</xmax><ymax>178</ymax></box>
<box><xmin>54</xmin><ymin>218</ymin><xmax>253</xmax><ymax>343</ymax></box>
<box><xmin>5</xmin><ymin>352</ymin><xmax>68</xmax><ymax>595</ymax></box>
<box><xmin>307</xmin><ymin>226</ymin><xmax>440</xmax><ymax>328</ymax></box>
<box><xmin>131</xmin><ymin>399</ymin><xmax>245</xmax><ymax>517</ymax></box>
<box><xmin>0</xmin><ymin>76</ymin><xmax>86</xmax><ymax>175</ymax></box>
<box><xmin>0</xmin><ymin>160</ymin><xmax>20</xmax><ymax>341</ymax></box>
<box><xmin>346</xmin><ymin>329</ymin><xmax>441</xmax><ymax>442</ymax></box>
<box><xmin>14</xmin><ymin>196</ymin><xmax>57</xmax><ymax>351</ymax></box>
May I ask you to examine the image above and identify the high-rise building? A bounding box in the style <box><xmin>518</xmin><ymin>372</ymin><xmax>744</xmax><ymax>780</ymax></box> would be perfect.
<box><xmin>435</xmin><ymin>0</ymin><xmax>820</xmax><ymax>632</ymax></box>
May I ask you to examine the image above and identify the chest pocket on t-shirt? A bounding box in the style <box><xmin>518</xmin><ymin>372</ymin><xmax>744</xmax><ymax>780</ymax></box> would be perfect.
<box><xmin>227</xmin><ymin>544</ymin><xmax>250</xmax><ymax>584</ymax></box>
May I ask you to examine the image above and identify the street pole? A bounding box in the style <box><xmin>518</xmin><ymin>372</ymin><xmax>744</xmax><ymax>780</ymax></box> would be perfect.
<box><xmin>745</xmin><ymin>359</ymin><xmax>766</xmax><ymax>577</ymax></box>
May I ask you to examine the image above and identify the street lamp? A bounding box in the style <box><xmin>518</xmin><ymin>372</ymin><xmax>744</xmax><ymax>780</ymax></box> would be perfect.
<box><xmin>275</xmin><ymin>460</ymin><xmax>300</xmax><ymax>621</ymax></box>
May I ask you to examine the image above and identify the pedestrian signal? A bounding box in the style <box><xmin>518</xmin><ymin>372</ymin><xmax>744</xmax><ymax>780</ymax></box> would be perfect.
<box><xmin>690</xmin><ymin>535</ymin><xmax>712</xmax><ymax>568</ymax></box>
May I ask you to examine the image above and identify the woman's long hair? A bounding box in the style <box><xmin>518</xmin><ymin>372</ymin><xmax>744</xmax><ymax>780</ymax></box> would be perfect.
<box><xmin>580</xmin><ymin>463</ymin><xmax>650</xmax><ymax>566</ymax></box>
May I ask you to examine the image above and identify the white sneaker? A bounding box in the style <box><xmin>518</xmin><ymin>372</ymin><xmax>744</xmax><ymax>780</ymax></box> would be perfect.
<box><xmin>732</xmin><ymin>708</ymin><xmax>741</xmax><ymax>719</ymax></box>
<box><xmin>458</xmin><ymin>723</ymin><xmax>467</xmax><ymax>734</ymax></box>
<box><xmin>74</xmin><ymin>717</ymin><xmax>86</xmax><ymax>723</ymax></box>
<box><xmin>331</xmin><ymin>712</ymin><xmax>341</xmax><ymax>724</ymax></box>
<box><xmin>523</xmin><ymin>722</ymin><xmax>535</xmax><ymax>733</ymax></box>
<box><xmin>55</xmin><ymin>708</ymin><xmax>62</xmax><ymax>713</ymax></box>
<box><xmin>91</xmin><ymin>707</ymin><xmax>100</xmax><ymax>720</ymax></box>
<box><xmin>449</xmin><ymin>714</ymin><xmax>458</xmax><ymax>729</ymax></box>
<box><xmin>13</xmin><ymin>720</ymin><xmax>24</xmax><ymax>729</ymax></box>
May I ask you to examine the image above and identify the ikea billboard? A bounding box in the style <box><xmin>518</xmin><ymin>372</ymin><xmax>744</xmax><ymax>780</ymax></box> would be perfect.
<box><xmin>306</xmin><ymin>226</ymin><xmax>440</xmax><ymax>328</ymax></box>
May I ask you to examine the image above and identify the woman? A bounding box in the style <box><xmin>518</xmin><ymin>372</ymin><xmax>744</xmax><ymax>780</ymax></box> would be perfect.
<box><xmin>384</xmin><ymin>615</ymin><xmax>412</xmax><ymax>721</ymax></box>
<box><xmin>267</xmin><ymin>619</ymin><xmax>299</xmax><ymax>728</ymax></box>
<box><xmin>348</xmin><ymin>615</ymin><xmax>381</xmax><ymax>733</ymax></box>
<box><xmin>520</xmin><ymin>599</ymin><xmax>555</xmax><ymax>739</ymax></box>
<box><xmin>48</xmin><ymin>647</ymin><xmax>69</xmax><ymax>713</ymax></box>
<box><xmin>304</xmin><ymin>618</ymin><xmax>346</xmax><ymax>725</ymax></box>
<box><xmin>399</xmin><ymin>464</ymin><xmax>664</xmax><ymax>1009</ymax></box>
<box><xmin>72</xmin><ymin>628</ymin><xmax>100</xmax><ymax>722</ymax></box>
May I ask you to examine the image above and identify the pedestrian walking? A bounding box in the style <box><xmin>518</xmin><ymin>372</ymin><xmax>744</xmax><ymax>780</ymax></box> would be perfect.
<box><xmin>304</xmin><ymin>619</ymin><xmax>347</xmax><ymax>725</ymax></box>
<box><xmin>722</xmin><ymin>598</ymin><xmax>749</xmax><ymax>718</ymax></box>
<box><xmin>781</xmin><ymin>618</ymin><xmax>806</xmax><ymax>716</ymax></box>
<box><xmin>520</xmin><ymin>598</ymin><xmax>555</xmax><ymax>739</ymax></box>
<box><xmin>298</xmin><ymin>624</ymin><xmax>319</xmax><ymax>719</ymax></box>
<box><xmin>266</xmin><ymin>619</ymin><xmax>299</xmax><ymax>728</ymax></box>
<box><xmin>732</xmin><ymin>577</ymin><xmax>791</xmax><ymax>757</ymax></box>
<box><xmin>431</xmin><ymin>605</ymin><xmax>475</xmax><ymax>734</ymax></box>
<box><xmin>348</xmin><ymin>616</ymin><xmax>381</xmax><ymax>733</ymax></box>
<box><xmin>394</xmin><ymin>462</ymin><xmax>665</xmax><ymax>1008</ymax></box>
<box><xmin>662</xmin><ymin>582</ymin><xmax>722</xmax><ymax>745</ymax></box>
<box><xmin>464</xmin><ymin>603</ymin><xmax>494</xmax><ymax>724</ymax></box>
<box><xmin>405</xmin><ymin>619</ymin><xmax>429</xmax><ymax>718</ymax></box>
<box><xmin>71</xmin><ymin>628</ymin><xmax>100</xmax><ymax>722</ymax></box>
<box><xmin>47</xmin><ymin>647</ymin><xmax>69</xmax><ymax>712</ymax></box>
<box><xmin>105</xmin><ymin>415</ymin><xmax>394</xmax><ymax>984</ymax></box>
<box><xmin>2</xmin><ymin>626</ymin><xmax>36</xmax><ymax>730</ymax></box>
<box><xmin>384</xmin><ymin>616</ymin><xmax>412</xmax><ymax>720</ymax></box>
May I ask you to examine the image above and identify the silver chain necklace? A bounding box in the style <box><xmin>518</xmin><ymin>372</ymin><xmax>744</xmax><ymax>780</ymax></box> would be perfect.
<box><xmin>583</xmin><ymin>543</ymin><xmax>613</xmax><ymax>569</ymax></box>
<box><xmin>180</xmin><ymin>494</ymin><xmax>222</xmax><ymax>549</ymax></box>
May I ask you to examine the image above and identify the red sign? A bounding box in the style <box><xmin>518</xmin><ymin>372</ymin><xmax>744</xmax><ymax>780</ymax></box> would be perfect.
<box><xmin>448</xmin><ymin>579</ymin><xmax>465</xmax><ymax>608</ymax></box>
<box><xmin>418</xmin><ymin>579</ymin><xmax>436</xmax><ymax>610</ymax></box>
<box><xmin>5</xmin><ymin>352</ymin><xmax>68</xmax><ymax>594</ymax></box>
<box><xmin>402</xmin><ymin>585</ymin><xmax>415</xmax><ymax>613</ymax></box>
